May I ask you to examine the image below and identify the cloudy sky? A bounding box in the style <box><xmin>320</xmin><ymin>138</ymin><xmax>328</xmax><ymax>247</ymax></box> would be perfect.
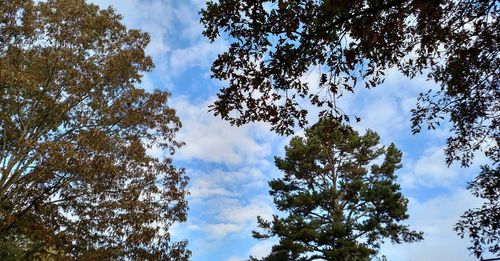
<box><xmin>90</xmin><ymin>1</ymin><xmax>485</xmax><ymax>260</ymax></box>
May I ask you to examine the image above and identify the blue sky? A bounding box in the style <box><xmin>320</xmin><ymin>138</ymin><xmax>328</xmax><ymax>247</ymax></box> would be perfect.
<box><xmin>90</xmin><ymin>1</ymin><xmax>486</xmax><ymax>260</ymax></box>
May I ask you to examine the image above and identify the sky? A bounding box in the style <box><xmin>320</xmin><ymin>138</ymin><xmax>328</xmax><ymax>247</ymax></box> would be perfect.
<box><xmin>89</xmin><ymin>1</ymin><xmax>487</xmax><ymax>260</ymax></box>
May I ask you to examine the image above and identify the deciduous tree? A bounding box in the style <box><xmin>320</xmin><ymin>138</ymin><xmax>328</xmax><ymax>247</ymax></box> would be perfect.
<box><xmin>0</xmin><ymin>0</ymin><xmax>189</xmax><ymax>259</ymax></box>
<box><xmin>200</xmin><ymin>0</ymin><xmax>498</xmax><ymax>165</ymax></box>
<box><xmin>252</xmin><ymin>118</ymin><xmax>422</xmax><ymax>260</ymax></box>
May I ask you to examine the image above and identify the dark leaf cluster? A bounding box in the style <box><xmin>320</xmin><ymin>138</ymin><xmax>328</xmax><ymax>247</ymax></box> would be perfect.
<box><xmin>201</xmin><ymin>0</ymin><xmax>499</xmax><ymax>167</ymax></box>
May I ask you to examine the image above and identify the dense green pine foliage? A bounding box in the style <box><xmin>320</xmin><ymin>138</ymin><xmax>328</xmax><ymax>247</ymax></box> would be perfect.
<box><xmin>252</xmin><ymin>118</ymin><xmax>422</xmax><ymax>260</ymax></box>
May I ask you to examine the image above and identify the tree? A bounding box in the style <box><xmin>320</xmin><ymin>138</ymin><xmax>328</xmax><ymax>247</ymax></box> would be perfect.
<box><xmin>200</xmin><ymin>0</ymin><xmax>499</xmax><ymax>257</ymax></box>
<box><xmin>200</xmin><ymin>0</ymin><xmax>498</xmax><ymax>165</ymax></box>
<box><xmin>0</xmin><ymin>0</ymin><xmax>189</xmax><ymax>259</ymax></box>
<box><xmin>251</xmin><ymin>118</ymin><xmax>422</xmax><ymax>260</ymax></box>
<box><xmin>454</xmin><ymin>165</ymin><xmax>500</xmax><ymax>259</ymax></box>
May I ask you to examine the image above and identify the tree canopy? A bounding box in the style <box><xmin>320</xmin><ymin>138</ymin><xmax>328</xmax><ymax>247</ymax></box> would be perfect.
<box><xmin>252</xmin><ymin>118</ymin><xmax>422</xmax><ymax>260</ymax></box>
<box><xmin>0</xmin><ymin>0</ymin><xmax>189</xmax><ymax>259</ymax></box>
<box><xmin>200</xmin><ymin>0</ymin><xmax>498</xmax><ymax>166</ymax></box>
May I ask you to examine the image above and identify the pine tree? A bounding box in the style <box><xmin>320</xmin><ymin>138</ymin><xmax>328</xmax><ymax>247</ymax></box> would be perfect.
<box><xmin>252</xmin><ymin>118</ymin><xmax>422</xmax><ymax>260</ymax></box>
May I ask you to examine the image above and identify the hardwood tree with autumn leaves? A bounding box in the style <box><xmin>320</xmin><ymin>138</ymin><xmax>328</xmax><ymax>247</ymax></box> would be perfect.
<box><xmin>0</xmin><ymin>0</ymin><xmax>189</xmax><ymax>260</ymax></box>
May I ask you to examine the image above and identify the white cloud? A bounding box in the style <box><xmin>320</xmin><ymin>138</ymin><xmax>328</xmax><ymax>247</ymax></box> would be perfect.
<box><xmin>382</xmin><ymin>189</ymin><xmax>482</xmax><ymax>261</ymax></box>
<box><xmin>189</xmin><ymin>183</ymin><xmax>237</xmax><ymax>199</ymax></box>
<box><xmin>188</xmin><ymin>166</ymin><xmax>272</xmax><ymax>200</ymax></box>
<box><xmin>217</xmin><ymin>199</ymin><xmax>274</xmax><ymax>225</ymax></box>
<box><xmin>226</xmin><ymin>240</ymin><xmax>276</xmax><ymax>261</ymax></box>
<box><xmin>400</xmin><ymin>146</ymin><xmax>487</xmax><ymax>189</ymax></box>
<box><xmin>169</xmin><ymin>39</ymin><xmax>227</xmax><ymax>76</ymax></box>
<box><xmin>91</xmin><ymin>0</ymin><xmax>173</xmax><ymax>59</ymax></box>
<box><xmin>186</xmin><ymin>196</ymin><xmax>275</xmax><ymax>241</ymax></box>
<box><xmin>183</xmin><ymin>165</ymin><xmax>276</xmax><ymax>244</ymax></box>
<box><xmin>188</xmin><ymin>166</ymin><xmax>268</xmax><ymax>203</ymax></box>
<box><xmin>91</xmin><ymin>0</ymin><xmax>223</xmax><ymax>84</ymax></box>
<box><xmin>355</xmin><ymin>97</ymin><xmax>406</xmax><ymax>141</ymax></box>
<box><xmin>249</xmin><ymin>241</ymin><xmax>275</xmax><ymax>259</ymax></box>
<box><xmin>295</xmin><ymin>67</ymin><xmax>442</xmax><ymax>146</ymax></box>
<box><xmin>172</xmin><ymin>3</ymin><xmax>205</xmax><ymax>41</ymax></box>
<box><xmin>400</xmin><ymin>146</ymin><xmax>460</xmax><ymax>188</ymax></box>
<box><xmin>205</xmin><ymin>223</ymin><xmax>243</xmax><ymax>240</ymax></box>
<box><xmin>182</xmin><ymin>165</ymin><xmax>276</xmax><ymax>246</ymax></box>
<box><xmin>170</xmin><ymin>94</ymin><xmax>280</xmax><ymax>255</ymax></box>
<box><xmin>173</xmin><ymin>97</ymin><xmax>277</xmax><ymax>165</ymax></box>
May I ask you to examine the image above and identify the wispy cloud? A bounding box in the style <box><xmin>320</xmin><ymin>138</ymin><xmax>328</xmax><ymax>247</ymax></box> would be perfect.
<box><xmin>173</xmin><ymin>97</ymin><xmax>276</xmax><ymax>165</ymax></box>
<box><xmin>382</xmin><ymin>189</ymin><xmax>482</xmax><ymax>260</ymax></box>
<box><xmin>400</xmin><ymin>145</ymin><xmax>488</xmax><ymax>188</ymax></box>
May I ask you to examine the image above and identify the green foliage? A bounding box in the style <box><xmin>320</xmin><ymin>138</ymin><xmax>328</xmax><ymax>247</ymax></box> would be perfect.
<box><xmin>0</xmin><ymin>0</ymin><xmax>189</xmax><ymax>259</ymax></box>
<box><xmin>252</xmin><ymin>118</ymin><xmax>422</xmax><ymax>260</ymax></box>
<box><xmin>0</xmin><ymin>239</ymin><xmax>24</xmax><ymax>261</ymax></box>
